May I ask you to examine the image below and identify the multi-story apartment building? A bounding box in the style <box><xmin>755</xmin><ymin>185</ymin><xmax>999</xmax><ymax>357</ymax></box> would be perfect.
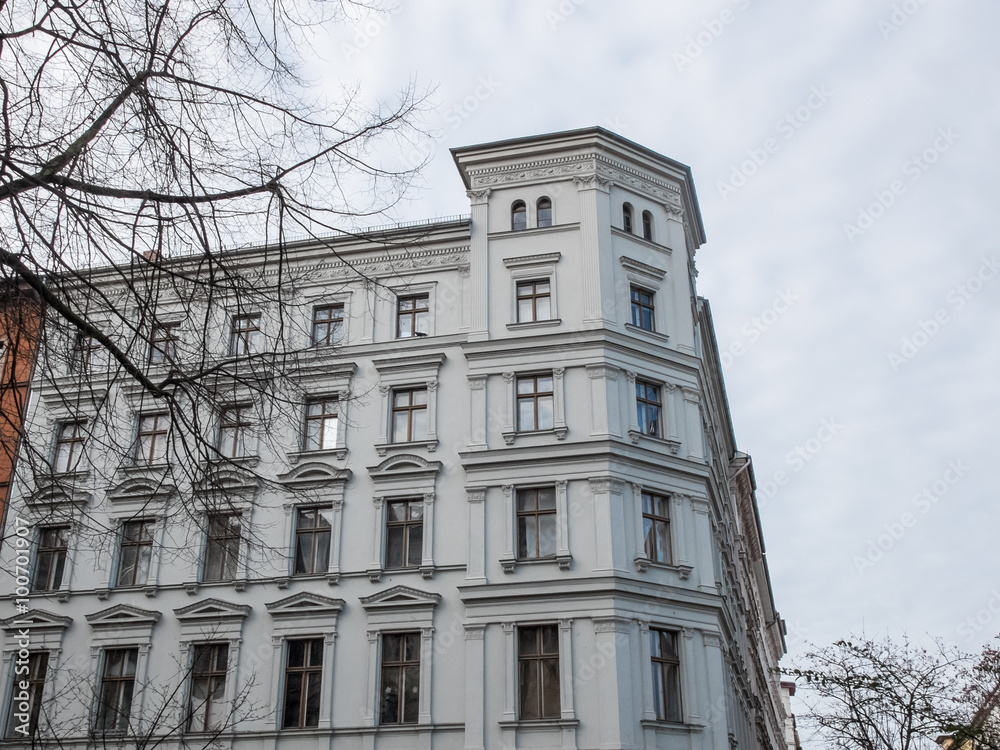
<box><xmin>0</xmin><ymin>128</ymin><xmax>788</xmax><ymax>750</ymax></box>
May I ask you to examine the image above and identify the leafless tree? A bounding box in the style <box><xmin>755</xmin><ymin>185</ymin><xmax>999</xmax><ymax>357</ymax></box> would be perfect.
<box><xmin>0</xmin><ymin>0</ymin><xmax>432</xmax><ymax>554</ymax></box>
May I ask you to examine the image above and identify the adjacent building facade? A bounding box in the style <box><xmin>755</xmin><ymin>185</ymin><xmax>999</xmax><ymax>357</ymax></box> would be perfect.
<box><xmin>0</xmin><ymin>128</ymin><xmax>789</xmax><ymax>750</ymax></box>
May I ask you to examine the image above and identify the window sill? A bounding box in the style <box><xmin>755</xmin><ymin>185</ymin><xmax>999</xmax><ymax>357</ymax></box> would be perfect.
<box><xmin>500</xmin><ymin>554</ymin><xmax>571</xmax><ymax>574</ymax></box>
<box><xmin>627</xmin><ymin>430</ymin><xmax>681</xmax><ymax>454</ymax></box>
<box><xmin>498</xmin><ymin>719</ymin><xmax>579</xmax><ymax>729</ymax></box>
<box><xmin>367</xmin><ymin>565</ymin><xmax>435</xmax><ymax>583</ymax></box>
<box><xmin>184</xmin><ymin>579</ymin><xmax>247</xmax><ymax>595</ymax></box>
<box><xmin>633</xmin><ymin>557</ymin><xmax>693</xmax><ymax>579</ymax></box>
<box><xmin>501</xmin><ymin>427</ymin><xmax>567</xmax><ymax>446</ymax></box>
<box><xmin>490</xmin><ymin>222</ymin><xmax>579</xmax><ymax>239</ymax></box>
<box><xmin>374</xmin><ymin>439</ymin><xmax>438</xmax><ymax>457</ymax></box>
<box><xmin>287</xmin><ymin>447</ymin><xmax>348</xmax><ymax>464</ymax></box>
<box><xmin>119</xmin><ymin>462</ymin><xmax>169</xmax><ymax>475</ymax></box>
<box><xmin>624</xmin><ymin>323</ymin><xmax>670</xmax><ymax>345</ymax></box>
<box><xmin>203</xmin><ymin>455</ymin><xmax>261</xmax><ymax>469</ymax></box>
<box><xmin>506</xmin><ymin>319</ymin><xmax>562</xmax><ymax>331</ymax></box>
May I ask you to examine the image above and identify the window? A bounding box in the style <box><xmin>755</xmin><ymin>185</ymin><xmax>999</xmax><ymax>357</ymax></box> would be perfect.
<box><xmin>511</xmin><ymin>200</ymin><xmax>527</xmax><ymax>231</ymax></box>
<box><xmin>622</xmin><ymin>203</ymin><xmax>634</xmax><ymax>233</ymax></box>
<box><xmin>32</xmin><ymin>527</ymin><xmax>69</xmax><ymax>592</ymax></box>
<box><xmin>385</xmin><ymin>499</ymin><xmax>422</xmax><ymax>569</ymax></box>
<box><xmin>311</xmin><ymin>305</ymin><xmax>344</xmax><ymax>346</ymax></box>
<box><xmin>96</xmin><ymin>648</ymin><xmax>138</xmax><ymax>732</ymax></box>
<box><xmin>635</xmin><ymin>381</ymin><xmax>662</xmax><ymax>437</ymax></box>
<box><xmin>53</xmin><ymin>421</ymin><xmax>85</xmax><ymax>473</ymax></box>
<box><xmin>642</xmin><ymin>493</ymin><xmax>671</xmax><ymax>563</ymax></box>
<box><xmin>116</xmin><ymin>520</ymin><xmax>154</xmax><ymax>587</ymax></box>
<box><xmin>518</xmin><ymin>625</ymin><xmax>560</xmax><ymax>720</ymax></box>
<box><xmin>282</xmin><ymin>639</ymin><xmax>323</xmax><ymax>729</ymax></box>
<box><xmin>396</xmin><ymin>295</ymin><xmax>429</xmax><ymax>338</ymax></box>
<box><xmin>642</xmin><ymin>210</ymin><xmax>653</xmax><ymax>241</ymax></box>
<box><xmin>517</xmin><ymin>488</ymin><xmax>556</xmax><ymax>560</ymax></box>
<box><xmin>380</xmin><ymin>632</ymin><xmax>419</xmax><ymax>724</ymax></box>
<box><xmin>70</xmin><ymin>333</ymin><xmax>97</xmax><ymax>374</ymax></box>
<box><xmin>218</xmin><ymin>406</ymin><xmax>252</xmax><ymax>458</ymax></box>
<box><xmin>149</xmin><ymin>323</ymin><xmax>180</xmax><ymax>364</ymax></box>
<box><xmin>516</xmin><ymin>374</ymin><xmax>553</xmax><ymax>432</ymax></box>
<box><xmin>630</xmin><ymin>287</ymin><xmax>655</xmax><ymax>331</ymax></box>
<box><xmin>5</xmin><ymin>652</ymin><xmax>47</xmax><ymax>738</ymax></box>
<box><xmin>135</xmin><ymin>413</ymin><xmax>169</xmax><ymax>464</ymax></box>
<box><xmin>303</xmin><ymin>399</ymin><xmax>338</xmax><ymax>452</ymax></box>
<box><xmin>187</xmin><ymin>643</ymin><xmax>228</xmax><ymax>733</ymax></box>
<box><xmin>203</xmin><ymin>514</ymin><xmax>241</xmax><ymax>582</ymax></box>
<box><xmin>391</xmin><ymin>388</ymin><xmax>428</xmax><ymax>442</ymax></box>
<box><xmin>229</xmin><ymin>314</ymin><xmax>261</xmax><ymax>355</ymax></box>
<box><xmin>294</xmin><ymin>508</ymin><xmax>332</xmax><ymax>575</ymax></box>
<box><xmin>516</xmin><ymin>280</ymin><xmax>551</xmax><ymax>323</ymax></box>
<box><xmin>536</xmin><ymin>197</ymin><xmax>552</xmax><ymax>228</ymax></box>
<box><xmin>650</xmin><ymin>629</ymin><xmax>682</xmax><ymax>722</ymax></box>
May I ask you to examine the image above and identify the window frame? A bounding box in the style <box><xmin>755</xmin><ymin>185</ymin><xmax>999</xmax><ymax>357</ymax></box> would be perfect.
<box><xmin>229</xmin><ymin>313</ymin><xmax>262</xmax><ymax>356</ymax></box>
<box><xmin>516</xmin><ymin>624</ymin><xmax>560</xmax><ymax>720</ymax></box>
<box><xmin>642</xmin><ymin>210</ymin><xmax>654</xmax><ymax>241</ymax></box>
<box><xmin>134</xmin><ymin>413</ymin><xmax>170</xmax><ymax>464</ymax></box>
<box><xmin>641</xmin><ymin>492</ymin><xmax>671</xmax><ymax>564</ymax></box>
<box><xmin>384</xmin><ymin>498</ymin><xmax>423</xmax><ymax>570</ymax></box>
<box><xmin>202</xmin><ymin>514</ymin><xmax>242</xmax><ymax>583</ymax></box>
<box><xmin>536</xmin><ymin>197</ymin><xmax>553</xmax><ymax>228</ymax></box>
<box><xmin>630</xmin><ymin>286</ymin><xmax>656</xmax><ymax>332</ymax></box>
<box><xmin>52</xmin><ymin>421</ymin><xmax>86</xmax><ymax>474</ymax></box>
<box><xmin>622</xmin><ymin>203</ymin><xmax>634</xmax><ymax>233</ymax></box>
<box><xmin>95</xmin><ymin>647</ymin><xmax>139</xmax><ymax>734</ymax></box>
<box><xmin>148</xmin><ymin>322</ymin><xmax>180</xmax><ymax>365</ymax></box>
<box><xmin>511</xmin><ymin>200</ymin><xmax>527</xmax><ymax>231</ymax></box>
<box><xmin>115</xmin><ymin>519</ymin><xmax>155</xmax><ymax>588</ymax></box>
<box><xmin>303</xmin><ymin>399</ymin><xmax>339</xmax><ymax>452</ymax></box>
<box><xmin>281</xmin><ymin>638</ymin><xmax>324</xmax><ymax>730</ymax></box>
<box><xmin>70</xmin><ymin>333</ymin><xmax>98</xmax><ymax>374</ymax></box>
<box><xmin>649</xmin><ymin>628</ymin><xmax>683</xmax><ymax>723</ymax></box>
<box><xmin>635</xmin><ymin>380</ymin><xmax>662</xmax><ymax>438</ymax></box>
<box><xmin>217</xmin><ymin>405</ymin><xmax>253</xmax><ymax>459</ymax></box>
<box><xmin>515</xmin><ymin>487</ymin><xmax>557</xmax><ymax>561</ymax></box>
<box><xmin>390</xmin><ymin>387</ymin><xmax>428</xmax><ymax>443</ymax></box>
<box><xmin>310</xmin><ymin>304</ymin><xmax>345</xmax><ymax>347</ymax></box>
<box><xmin>516</xmin><ymin>373</ymin><xmax>555</xmax><ymax>432</ymax></box>
<box><xmin>31</xmin><ymin>527</ymin><xmax>70</xmax><ymax>593</ymax></box>
<box><xmin>186</xmin><ymin>643</ymin><xmax>229</xmax><ymax>734</ymax></box>
<box><xmin>395</xmin><ymin>294</ymin><xmax>430</xmax><ymax>339</ymax></box>
<box><xmin>500</xmin><ymin>482</ymin><xmax>571</xmax><ymax>573</ymax></box>
<box><xmin>378</xmin><ymin>631</ymin><xmax>421</xmax><ymax>725</ymax></box>
<box><xmin>293</xmin><ymin>507</ymin><xmax>333</xmax><ymax>576</ymax></box>
<box><xmin>504</xmin><ymin>253</ymin><xmax>561</xmax><ymax>329</ymax></box>
<box><xmin>515</xmin><ymin>279</ymin><xmax>552</xmax><ymax>323</ymax></box>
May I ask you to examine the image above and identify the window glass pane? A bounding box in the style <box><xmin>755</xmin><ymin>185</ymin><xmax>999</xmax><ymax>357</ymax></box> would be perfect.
<box><xmin>411</xmin><ymin>389</ymin><xmax>427</xmax><ymax>406</ymax></box>
<box><xmin>641</xmin><ymin>493</ymin><xmax>653</xmax><ymax>514</ymax></box>
<box><xmin>518</xmin><ymin>399</ymin><xmax>536</xmax><ymax>431</ymax></box>
<box><xmin>381</xmin><ymin>666</ymin><xmax>400</xmax><ymax>722</ymax></box>
<box><xmin>643</xmin><ymin>518</ymin><xmax>656</xmax><ymax>559</ymax></box>
<box><xmin>518</xmin><ymin>298</ymin><xmax>534</xmax><ymax>322</ymax></box>
<box><xmin>517</xmin><ymin>378</ymin><xmax>535</xmax><ymax>395</ymax></box>
<box><xmin>655</xmin><ymin>521</ymin><xmax>670</xmax><ymax>562</ymax></box>
<box><xmin>537</xmin><ymin>395</ymin><xmax>554</xmax><ymax>430</ymax></box>
<box><xmin>517</xmin><ymin>490</ymin><xmax>535</xmax><ymax>512</ymax></box>
<box><xmin>541</xmin><ymin>657</ymin><xmax>560</xmax><ymax>717</ymax></box>
<box><xmin>537</xmin><ymin>376</ymin><xmax>553</xmax><ymax>392</ymax></box>
<box><xmin>283</xmin><ymin>677</ymin><xmax>302</xmax><ymax>727</ymax></box>
<box><xmin>295</xmin><ymin>534</ymin><xmax>313</xmax><ymax>574</ymax></box>
<box><xmin>536</xmin><ymin>296</ymin><xmax>551</xmax><ymax>320</ymax></box>
<box><xmin>404</xmin><ymin>633</ymin><xmax>420</xmax><ymax>659</ymax></box>
<box><xmin>641</xmin><ymin>308</ymin><xmax>653</xmax><ymax>330</ymax></box>
<box><xmin>512</xmin><ymin>204</ymin><xmax>527</xmax><ymax>231</ymax></box>
<box><xmin>305</xmin><ymin>672</ymin><xmax>322</xmax><ymax>725</ymax></box>
<box><xmin>540</xmin><ymin>625</ymin><xmax>559</xmax><ymax>654</ymax></box>
<box><xmin>538</xmin><ymin>514</ymin><xmax>557</xmax><ymax>556</ymax></box>
<box><xmin>408</xmin><ymin>502</ymin><xmax>424</xmax><ymax>520</ymax></box>
<box><xmin>518</xmin><ymin>661</ymin><xmax>539</xmax><ymax>719</ymax></box>
<box><xmin>517</xmin><ymin>516</ymin><xmax>536</xmax><ymax>558</ymax></box>
<box><xmin>392</xmin><ymin>412</ymin><xmax>410</xmax><ymax>442</ymax></box>
<box><xmin>386</xmin><ymin>526</ymin><xmax>405</xmax><ymax>568</ymax></box>
<box><xmin>414</xmin><ymin>310</ymin><xmax>429</xmax><ymax>335</ymax></box>
<box><xmin>537</xmin><ymin>488</ymin><xmax>556</xmax><ymax>510</ymax></box>
<box><xmin>402</xmin><ymin>664</ymin><xmax>420</xmax><ymax>722</ymax></box>
<box><xmin>398</xmin><ymin>316</ymin><xmax>413</xmax><ymax>337</ymax></box>
<box><xmin>407</xmin><ymin>524</ymin><xmax>423</xmax><ymax>566</ymax></box>
<box><xmin>411</xmin><ymin>409</ymin><xmax>428</xmax><ymax>440</ymax></box>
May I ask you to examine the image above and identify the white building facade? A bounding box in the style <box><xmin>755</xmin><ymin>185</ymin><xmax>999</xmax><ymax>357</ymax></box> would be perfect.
<box><xmin>0</xmin><ymin>128</ymin><xmax>789</xmax><ymax>750</ymax></box>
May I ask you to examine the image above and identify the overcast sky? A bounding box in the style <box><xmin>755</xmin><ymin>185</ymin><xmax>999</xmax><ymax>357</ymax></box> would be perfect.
<box><xmin>311</xmin><ymin>0</ymin><xmax>1000</xmax><ymax>710</ymax></box>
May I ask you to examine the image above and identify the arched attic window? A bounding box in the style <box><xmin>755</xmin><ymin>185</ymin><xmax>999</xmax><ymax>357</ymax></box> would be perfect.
<box><xmin>536</xmin><ymin>197</ymin><xmax>552</xmax><ymax>228</ymax></box>
<box><xmin>642</xmin><ymin>210</ymin><xmax>653</xmax><ymax>241</ymax></box>
<box><xmin>511</xmin><ymin>201</ymin><xmax>527</xmax><ymax>231</ymax></box>
<box><xmin>622</xmin><ymin>203</ymin><xmax>634</xmax><ymax>233</ymax></box>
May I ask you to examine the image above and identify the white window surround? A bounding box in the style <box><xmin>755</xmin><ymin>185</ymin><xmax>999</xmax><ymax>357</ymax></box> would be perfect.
<box><xmin>372</xmin><ymin>353</ymin><xmax>444</xmax><ymax>456</ymax></box>
<box><xmin>366</xmin><ymin>454</ymin><xmax>442</xmax><ymax>582</ymax></box>
<box><xmin>501</xmin><ymin>368</ymin><xmax>567</xmax><ymax>444</ymax></box>
<box><xmin>359</xmin><ymin>585</ymin><xmax>440</xmax><ymax>729</ymax></box>
<box><xmin>499</xmin><ymin>619</ymin><xmax>576</xmax><ymax>733</ymax></box>
<box><xmin>628</xmin><ymin>483</ymin><xmax>693</xmax><ymax>579</ymax></box>
<box><xmin>625</xmin><ymin>370</ymin><xmax>682</xmax><ymax>454</ymax></box>
<box><xmin>303</xmin><ymin>291</ymin><xmax>352</xmax><ymax>348</ymax></box>
<box><xmin>619</xmin><ymin>255</ymin><xmax>670</xmax><ymax>342</ymax></box>
<box><xmin>184</xmin><ymin>475</ymin><xmax>258</xmax><ymax>594</ymax></box>
<box><xmin>265</xmin><ymin>593</ymin><xmax>344</xmax><ymax>731</ymax></box>
<box><xmin>275</xmin><ymin>464</ymin><xmax>350</xmax><ymax>586</ymax></box>
<box><xmin>637</xmin><ymin>622</ymin><xmax>704</xmax><ymax>728</ymax></box>
<box><xmin>26</xmin><ymin>517</ymin><xmax>82</xmax><ymax>603</ymax></box>
<box><xmin>84</xmin><ymin>604</ymin><xmax>160</xmax><ymax>732</ymax></box>
<box><xmin>287</xmin><ymin>363</ymin><xmax>354</xmax><ymax>463</ymax></box>
<box><xmin>499</xmin><ymin>481</ymin><xmax>571</xmax><ymax>573</ymax></box>
<box><xmin>96</xmin><ymin>514</ymin><xmax>167</xmax><ymax>600</ymax></box>
<box><xmin>504</xmin><ymin>252</ymin><xmax>561</xmax><ymax>329</ymax></box>
<box><xmin>173</xmin><ymin>599</ymin><xmax>251</xmax><ymax>734</ymax></box>
<box><xmin>388</xmin><ymin>280</ymin><xmax>437</xmax><ymax>340</ymax></box>
<box><xmin>0</xmin><ymin>609</ymin><xmax>71</xmax><ymax>735</ymax></box>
